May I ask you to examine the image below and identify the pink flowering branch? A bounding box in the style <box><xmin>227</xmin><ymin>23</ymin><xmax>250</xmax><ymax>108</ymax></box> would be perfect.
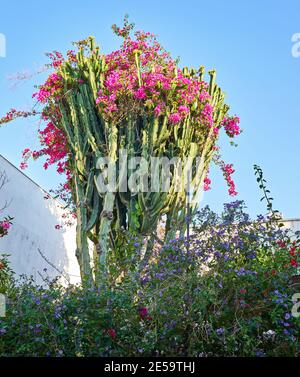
<box><xmin>0</xmin><ymin>108</ymin><xmax>38</xmax><ymax>126</ymax></box>
<box><xmin>213</xmin><ymin>152</ymin><xmax>238</xmax><ymax>197</ymax></box>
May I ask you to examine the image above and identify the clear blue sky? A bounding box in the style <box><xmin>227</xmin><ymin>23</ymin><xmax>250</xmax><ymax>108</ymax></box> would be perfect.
<box><xmin>1</xmin><ymin>0</ymin><xmax>300</xmax><ymax>218</ymax></box>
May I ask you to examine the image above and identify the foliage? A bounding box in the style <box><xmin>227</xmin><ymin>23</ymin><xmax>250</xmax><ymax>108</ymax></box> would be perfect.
<box><xmin>0</xmin><ymin>170</ymin><xmax>13</xmax><ymax>238</ymax></box>
<box><xmin>0</xmin><ymin>254</ymin><xmax>14</xmax><ymax>295</ymax></box>
<box><xmin>0</xmin><ymin>201</ymin><xmax>299</xmax><ymax>357</ymax></box>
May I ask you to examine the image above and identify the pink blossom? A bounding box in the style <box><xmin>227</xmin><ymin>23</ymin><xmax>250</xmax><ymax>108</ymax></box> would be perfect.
<box><xmin>20</xmin><ymin>162</ymin><xmax>28</xmax><ymax>170</ymax></box>
<box><xmin>134</xmin><ymin>87</ymin><xmax>147</xmax><ymax>100</ymax></box>
<box><xmin>213</xmin><ymin>127</ymin><xmax>219</xmax><ymax>136</ymax></box>
<box><xmin>178</xmin><ymin>105</ymin><xmax>189</xmax><ymax>116</ymax></box>
<box><xmin>106</xmin><ymin>104</ymin><xmax>118</xmax><ymax>113</ymax></box>
<box><xmin>169</xmin><ymin>113</ymin><xmax>181</xmax><ymax>124</ymax></box>
<box><xmin>222</xmin><ymin>163</ymin><xmax>237</xmax><ymax>196</ymax></box>
<box><xmin>32</xmin><ymin>73</ymin><xmax>63</xmax><ymax>103</ymax></box>
<box><xmin>154</xmin><ymin>103</ymin><xmax>163</xmax><ymax>117</ymax></box>
<box><xmin>222</xmin><ymin>116</ymin><xmax>241</xmax><ymax>137</ymax></box>
<box><xmin>200</xmin><ymin>103</ymin><xmax>214</xmax><ymax>127</ymax></box>
<box><xmin>203</xmin><ymin>176</ymin><xmax>211</xmax><ymax>191</ymax></box>
<box><xmin>22</xmin><ymin>148</ymin><xmax>31</xmax><ymax>158</ymax></box>
<box><xmin>213</xmin><ymin>153</ymin><xmax>238</xmax><ymax>197</ymax></box>
<box><xmin>0</xmin><ymin>221</ymin><xmax>10</xmax><ymax>231</ymax></box>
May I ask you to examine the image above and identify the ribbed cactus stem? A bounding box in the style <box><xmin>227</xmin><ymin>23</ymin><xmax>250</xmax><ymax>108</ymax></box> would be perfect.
<box><xmin>94</xmin><ymin>124</ymin><xmax>118</xmax><ymax>279</ymax></box>
<box><xmin>74</xmin><ymin>174</ymin><xmax>93</xmax><ymax>284</ymax></box>
<box><xmin>134</xmin><ymin>51</ymin><xmax>142</xmax><ymax>87</ymax></box>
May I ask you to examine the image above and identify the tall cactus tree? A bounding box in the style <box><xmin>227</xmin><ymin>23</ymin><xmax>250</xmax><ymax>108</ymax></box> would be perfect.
<box><xmin>0</xmin><ymin>18</ymin><xmax>241</xmax><ymax>284</ymax></box>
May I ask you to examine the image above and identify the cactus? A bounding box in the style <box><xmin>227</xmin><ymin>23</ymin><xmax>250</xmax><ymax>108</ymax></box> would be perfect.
<box><xmin>54</xmin><ymin>38</ymin><xmax>230</xmax><ymax>284</ymax></box>
<box><xmin>0</xmin><ymin>23</ymin><xmax>240</xmax><ymax>285</ymax></box>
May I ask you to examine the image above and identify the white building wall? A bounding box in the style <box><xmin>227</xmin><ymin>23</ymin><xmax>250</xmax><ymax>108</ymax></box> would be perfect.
<box><xmin>282</xmin><ymin>219</ymin><xmax>300</xmax><ymax>233</ymax></box>
<box><xmin>0</xmin><ymin>154</ymin><xmax>80</xmax><ymax>285</ymax></box>
<box><xmin>281</xmin><ymin>218</ymin><xmax>300</xmax><ymax>238</ymax></box>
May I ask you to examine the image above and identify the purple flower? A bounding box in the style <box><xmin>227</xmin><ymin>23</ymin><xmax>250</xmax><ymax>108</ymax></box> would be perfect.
<box><xmin>33</xmin><ymin>324</ymin><xmax>42</xmax><ymax>334</ymax></box>
<box><xmin>236</xmin><ymin>267</ymin><xmax>246</xmax><ymax>276</ymax></box>
<box><xmin>216</xmin><ymin>327</ymin><xmax>225</xmax><ymax>335</ymax></box>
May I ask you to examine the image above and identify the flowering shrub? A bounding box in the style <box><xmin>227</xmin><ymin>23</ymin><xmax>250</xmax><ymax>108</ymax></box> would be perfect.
<box><xmin>0</xmin><ymin>171</ymin><xmax>13</xmax><ymax>239</ymax></box>
<box><xmin>0</xmin><ymin>201</ymin><xmax>299</xmax><ymax>357</ymax></box>
<box><xmin>0</xmin><ymin>254</ymin><xmax>14</xmax><ymax>294</ymax></box>
<box><xmin>0</xmin><ymin>217</ymin><xmax>12</xmax><ymax>238</ymax></box>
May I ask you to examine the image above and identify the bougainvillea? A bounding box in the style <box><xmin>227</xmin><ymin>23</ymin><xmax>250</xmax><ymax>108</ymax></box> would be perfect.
<box><xmin>0</xmin><ymin>109</ymin><xmax>38</xmax><ymax>126</ymax></box>
<box><xmin>0</xmin><ymin>218</ymin><xmax>12</xmax><ymax>238</ymax></box>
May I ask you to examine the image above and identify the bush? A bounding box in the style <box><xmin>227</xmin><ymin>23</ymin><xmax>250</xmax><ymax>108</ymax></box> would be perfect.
<box><xmin>0</xmin><ymin>254</ymin><xmax>14</xmax><ymax>295</ymax></box>
<box><xmin>0</xmin><ymin>201</ymin><xmax>299</xmax><ymax>357</ymax></box>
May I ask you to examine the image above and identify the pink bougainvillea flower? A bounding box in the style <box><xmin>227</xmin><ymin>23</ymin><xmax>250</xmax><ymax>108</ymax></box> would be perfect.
<box><xmin>134</xmin><ymin>87</ymin><xmax>147</xmax><ymax>100</ymax></box>
<box><xmin>0</xmin><ymin>221</ymin><xmax>10</xmax><ymax>231</ymax></box>
<box><xmin>178</xmin><ymin>105</ymin><xmax>189</xmax><ymax>116</ymax></box>
<box><xmin>169</xmin><ymin>113</ymin><xmax>181</xmax><ymax>125</ymax></box>
<box><xmin>203</xmin><ymin>176</ymin><xmax>211</xmax><ymax>191</ymax></box>
<box><xmin>222</xmin><ymin>116</ymin><xmax>241</xmax><ymax>137</ymax></box>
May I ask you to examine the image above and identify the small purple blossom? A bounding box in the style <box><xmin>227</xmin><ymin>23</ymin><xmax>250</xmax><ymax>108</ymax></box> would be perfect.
<box><xmin>216</xmin><ymin>327</ymin><xmax>225</xmax><ymax>335</ymax></box>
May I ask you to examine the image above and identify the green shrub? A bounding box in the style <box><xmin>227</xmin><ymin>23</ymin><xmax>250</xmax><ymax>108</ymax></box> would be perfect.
<box><xmin>0</xmin><ymin>201</ymin><xmax>299</xmax><ymax>357</ymax></box>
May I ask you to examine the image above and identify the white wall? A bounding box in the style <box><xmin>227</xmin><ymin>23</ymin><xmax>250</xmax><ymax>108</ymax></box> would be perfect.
<box><xmin>283</xmin><ymin>219</ymin><xmax>300</xmax><ymax>233</ymax></box>
<box><xmin>0</xmin><ymin>154</ymin><xmax>80</xmax><ymax>285</ymax></box>
<box><xmin>281</xmin><ymin>218</ymin><xmax>300</xmax><ymax>237</ymax></box>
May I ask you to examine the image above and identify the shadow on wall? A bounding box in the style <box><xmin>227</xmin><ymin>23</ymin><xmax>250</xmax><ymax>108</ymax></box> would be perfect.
<box><xmin>0</xmin><ymin>154</ymin><xmax>80</xmax><ymax>285</ymax></box>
